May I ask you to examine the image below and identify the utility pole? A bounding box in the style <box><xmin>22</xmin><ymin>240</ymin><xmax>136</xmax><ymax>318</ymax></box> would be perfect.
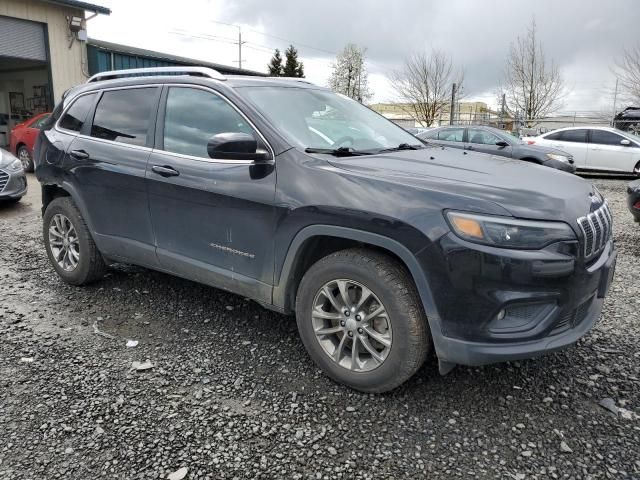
<box><xmin>612</xmin><ymin>78</ymin><xmax>619</xmax><ymax>127</ymax></box>
<box><xmin>449</xmin><ymin>83</ymin><xmax>456</xmax><ymax>125</ymax></box>
<box><xmin>499</xmin><ymin>93</ymin><xmax>506</xmax><ymax>128</ymax></box>
<box><xmin>238</xmin><ymin>29</ymin><xmax>242</xmax><ymax>70</ymax></box>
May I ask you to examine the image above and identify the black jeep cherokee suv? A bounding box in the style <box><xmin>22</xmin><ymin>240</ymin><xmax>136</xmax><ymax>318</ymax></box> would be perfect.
<box><xmin>35</xmin><ymin>67</ymin><xmax>617</xmax><ymax>392</ymax></box>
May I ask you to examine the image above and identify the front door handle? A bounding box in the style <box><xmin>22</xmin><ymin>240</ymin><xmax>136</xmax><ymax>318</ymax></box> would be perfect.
<box><xmin>70</xmin><ymin>149</ymin><xmax>90</xmax><ymax>160</ymax></box>
<box><xmin>151</xmin><ymin>165</ymin><xmax>180</xmax><ymax>177</ymax></box>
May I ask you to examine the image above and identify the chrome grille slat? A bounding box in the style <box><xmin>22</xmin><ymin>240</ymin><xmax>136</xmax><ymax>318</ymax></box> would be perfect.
<box><xmin>576</xmin><ymin>201</ymin><xmax>613</xmax><ymax>259</ymax></box>
<box><xmin>0</xmin><ymin>170</ymin><xmax>8</xmax><ymax>193</ymax></box>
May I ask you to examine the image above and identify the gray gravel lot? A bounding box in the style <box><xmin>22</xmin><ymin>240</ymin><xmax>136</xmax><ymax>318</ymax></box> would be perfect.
<box><xmin>0</xmin><ymin>174</ymin><xmax>639</xmax><ymax>479</ymax></box>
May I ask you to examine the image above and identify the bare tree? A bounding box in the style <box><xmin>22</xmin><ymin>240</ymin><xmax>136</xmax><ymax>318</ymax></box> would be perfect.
<box><xmin>388</xmin><ymin>49</ymin><xmax>464</xmax><ymax>127</ymax></box>
<box><xmin>500</xmin><ymin>18</ymin><xmax>564</xmax><ymax>126</ymax></box>
<box><xmin>613</xmin><ymin>44</ymin><xmax>640</xmax><ymax>105</ymax></box>
<box><xmin>328</xmin><ymin>44</ymin><xmax>372</xmax><ymax>103</ymax></box>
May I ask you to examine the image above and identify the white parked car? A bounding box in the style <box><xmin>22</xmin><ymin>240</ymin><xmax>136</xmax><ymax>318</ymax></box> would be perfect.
<box><xmin>522</xmin><ymin>127</ymin><xmax>640</xmax><ymax>175</ymax></box>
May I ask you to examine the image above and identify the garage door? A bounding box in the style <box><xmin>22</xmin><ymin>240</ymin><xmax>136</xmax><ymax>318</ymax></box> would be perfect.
<box><xmin>0</xmin><ymin>16</ymin><xmax>46</xmax><ymax>61</ymax></box>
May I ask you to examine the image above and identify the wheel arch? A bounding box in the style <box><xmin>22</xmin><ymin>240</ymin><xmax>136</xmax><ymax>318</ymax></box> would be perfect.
<box><xmin>273</xmin><ymin>225</ymin><xmax>441</xmax><ymax>326</ymax></box>
<box><xmin>520</xmin><ymin>156</ymin><xmax>542</xmax><ymax>164</ymax></box>
<box><xmin>41</xmin><ymin>182</ymin><xmax>95</xmax><ymax>233</ymax></box>
<box><xmin>15</xmin><ymin>141</ymin><xmax>27</xmax><ymax>155</ymax></box>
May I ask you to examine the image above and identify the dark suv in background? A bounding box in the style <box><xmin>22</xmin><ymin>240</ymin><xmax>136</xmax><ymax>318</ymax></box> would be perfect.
<box><xmin>35</xmin><ymin>67</ymin><xmax>616</xmax><ymax>392</ymax></box>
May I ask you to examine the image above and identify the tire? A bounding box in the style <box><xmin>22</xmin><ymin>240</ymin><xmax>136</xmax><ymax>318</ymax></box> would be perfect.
<box><xmin>43</xmin><ymin>197</ymin><xmax>106</xmax><ymax>285</ymax></box>
<box><xmin>634</xmin><ymin>161</ymin><xmax>640</xmax><ymax>177</ymax></box>
<box><xmin>17</xmin><ymin>145</ymin><xmax>34</xmax><ymax>173</ymax></box>
<box><xmin>295</xmin><ymin>248</ymin><xmax>431</xmax><ymax>393</ymax></box>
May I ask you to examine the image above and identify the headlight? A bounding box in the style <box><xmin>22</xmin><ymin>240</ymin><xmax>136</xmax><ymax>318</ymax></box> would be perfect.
<box><xmin>546</xmin><ymin>153</ymin><xmax>570</xmax><ymax>163</ymax></box>
<box><xmin>5</xmin><ymin>158</ymin><xmax>23</xmax><ymax>172</ymax></box>
<box><xmin>0</xmin><ymin>150</ymin><xmax>24</xmax><ymax>172</ymax></box>
<box><xmin>446</xmin><ymin>211</ymin><xmax>576</xmax><ymax>249</ymax></box>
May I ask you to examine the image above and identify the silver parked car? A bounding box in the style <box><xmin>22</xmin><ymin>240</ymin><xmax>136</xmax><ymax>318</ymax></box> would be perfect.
<box><xmin>0</xmin><ymin>148</ymin><xmax>27</xmax><ymax>203</ymax></box>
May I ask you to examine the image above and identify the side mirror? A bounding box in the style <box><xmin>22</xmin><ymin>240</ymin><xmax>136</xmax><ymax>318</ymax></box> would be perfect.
<box><xmin>495</xmin><ymin>140</ymin><xmax>509</xmax><ymax>147</ymax></box>
<box><xmin>207</xmin><ymin>132</ymin><xmax>270</xmax><ymax>161</ymax></box>
<box><xmin>621</xmin><ymin>139</ymin><xmax>631</xmax><ymax>146</ymax></box>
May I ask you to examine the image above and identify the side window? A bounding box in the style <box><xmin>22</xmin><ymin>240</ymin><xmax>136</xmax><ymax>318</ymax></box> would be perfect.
<box><xmin>590</xmin><ymin>130</ymin><xmax>625</xmax><ymax>146</ymax></box>
<box><xmin>90</xmin><ymin>88</ymin><xmax>158</xmax><ymax>146</ymax></box>
<box><xmin>467</xmin><ymin>128</ymin><xmax>500</xmax><ymax>145</ymax></box>
<box><xmin>559</xmin><ymin>129</ymin><xmax>588</xmax><ymax>143</ymax></box>
<box><xmin>544</xmin><ymin>131</ymin><xmax>562</xmax><ymax>141</ymax></box>
<box><xmin>437</xmin><ymin>128</ymin><xmax>464</xmax><ymax>142</ymax></box>
<box><xmin>163</xmin><ymin>87</ymin><xmax>255</xmax><ymax>158</ymax></box>
<box><xmin>58</xmin><ymin>93</ymin><xmax>97</xmax><ymax>132</ymax></box>
<box><xmin>32</xmin><ymin>114</ymin><xmax>50</xmax><ymax>130</ymax></box>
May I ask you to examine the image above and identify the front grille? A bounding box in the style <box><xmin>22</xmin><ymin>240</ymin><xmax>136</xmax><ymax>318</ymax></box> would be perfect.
<box><xmin>0</xmin><ymin>170</ymin><xmax>8</xmax><ymax>193</ymax></box>
<box><xmin>577</xmin><ymin>202</ymin><xmax>612</xmax><ymax>259</ymax></box>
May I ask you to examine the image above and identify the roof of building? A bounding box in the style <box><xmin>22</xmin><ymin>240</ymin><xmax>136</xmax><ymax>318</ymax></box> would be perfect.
<box><xmin>87</xmin><ymin>38</ymin><xmax>268</xmax><ymax>77</ymax></box>
<box><xmin>41</xmin><ymin>0</ymin><xmax>111</xmax><ymax>14</ymax></box>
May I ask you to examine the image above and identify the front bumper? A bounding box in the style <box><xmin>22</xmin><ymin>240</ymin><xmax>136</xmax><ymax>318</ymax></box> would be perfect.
<box><xmin>419</xmin><ymin>233</ymin><xmax>616</xmax><ymax>367</ymax></box>
<box><xmin>0</xmin><ymin>168</ymin><xmax>28</xmax><ymax>199</ymax></box>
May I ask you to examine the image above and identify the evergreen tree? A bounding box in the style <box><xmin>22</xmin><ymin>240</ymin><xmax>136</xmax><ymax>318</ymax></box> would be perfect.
<box><xmin>267</xmin><ymin>49</ymin><xmax>284</xmax><ymax>76</ymax></box>
<box><xmin>283</xmin><ymin>45</ymin><xmax>304</xmax><ymax>77</ymax></box>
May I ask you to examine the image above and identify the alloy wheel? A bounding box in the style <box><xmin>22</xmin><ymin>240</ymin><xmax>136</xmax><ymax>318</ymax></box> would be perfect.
<box><xmin>18</xmin><ymin>147</ymin><xmax>30</xmax><ymax>170</ymax></box>
<box><xmin>48</xmin><ymin>214</ymin><xmax>80</xmax><ymax>271</ymax></box>
<box><xmin>311</xmin><ymin>279</ymin><xmax>392</xmax><ymax>372</ymax></box>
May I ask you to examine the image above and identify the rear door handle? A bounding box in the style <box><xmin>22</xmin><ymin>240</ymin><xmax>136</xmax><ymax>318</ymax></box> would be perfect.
<box><xmin>70</xmin><ymin>149</ymin><xmax>90</xmax><ymax>160</ymax></box>
<box><xmin>151</xmin><ymin>165</ymin><xmax>180</xmax><ymax>177</ymax></box>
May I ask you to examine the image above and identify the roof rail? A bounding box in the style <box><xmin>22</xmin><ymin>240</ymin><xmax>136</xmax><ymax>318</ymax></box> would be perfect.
<box><xmin>87</xmin><ymin>66</ymin><xmax>226</xmax><ymax>83</ymax></box>
<box><xmin>267</xmin><ymin>77</ymin><xmax>313</xmax><ymax>85</ymax></box>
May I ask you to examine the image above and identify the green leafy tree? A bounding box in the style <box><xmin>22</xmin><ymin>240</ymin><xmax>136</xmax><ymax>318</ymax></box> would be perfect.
<box><xmin>283</xmin><ymin>45</ymin><xmax>304</xmax><ymax>77</ymax></box>
<box><xmin>267</xmin><ymin>49</ymin><xmax>284</xmax><ymax>76</ymax></box>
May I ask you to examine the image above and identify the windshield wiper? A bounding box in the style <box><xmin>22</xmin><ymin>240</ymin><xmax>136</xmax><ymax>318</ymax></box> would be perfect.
<box><xmin>376</xmin><ymin>143</ymin><xmax>424</xmax><ymax>153</ymax></box>
<box><xmin>304</xmin><ymin>147</ymin><xmax>370</xmax><ymax>157</ymax></box>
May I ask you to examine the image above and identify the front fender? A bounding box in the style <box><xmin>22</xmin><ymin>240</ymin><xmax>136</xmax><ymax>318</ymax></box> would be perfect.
<box><xmin>273</xmin><ymin>224</ymin><xmax>444</xmax><ymax>341</ymax></box>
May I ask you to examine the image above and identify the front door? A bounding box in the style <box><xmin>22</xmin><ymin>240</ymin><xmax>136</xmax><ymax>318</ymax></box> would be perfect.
<box><xmin>465</xmin><ymin>128</ymin><xmax>512</xmax><ymax>157</ymax></box>
<box><xmin>587</xmin><ymin>129</ymin><xmax>637</xmax><ymax>172</ymax></box>
<box><xmin>65</xmin><ymin>86</ymin><xmax>161</xmax><ymax>265</ymax></box>
<box><xmin>146</xmin><ymin>85</ymin><xmax>277</xmax><ymax>303</ymax></box>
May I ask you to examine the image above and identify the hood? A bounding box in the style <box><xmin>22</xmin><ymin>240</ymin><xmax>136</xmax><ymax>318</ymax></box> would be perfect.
<box><xmin>326</xmin><ymin>146</ymin><xmax>596</xmax><ymax>225</ymax></box>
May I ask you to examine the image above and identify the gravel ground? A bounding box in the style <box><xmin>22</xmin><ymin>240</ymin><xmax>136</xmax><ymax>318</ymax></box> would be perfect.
<box><xmin>0</xmin><ymin>174</ymin><xmax>639</xmax><ymax>480</ymax></box>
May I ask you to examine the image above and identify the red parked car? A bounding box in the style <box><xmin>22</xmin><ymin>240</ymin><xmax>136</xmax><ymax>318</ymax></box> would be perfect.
<box><xmin>9</xmin><ymin>112</ymin><xmax>50</xmax><ymax>172</ymax></box>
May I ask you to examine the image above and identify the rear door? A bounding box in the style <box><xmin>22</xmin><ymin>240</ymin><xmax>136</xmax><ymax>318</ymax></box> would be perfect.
<box><xmin>146</xmin><ymin>85</ymin><xmax>277</xmax><ymax>303</ymax></box>
<box><xmin>430</xmin><ymin>127</ymin><xmax>466</xmax><ymax>150</ymax></box>
<box><xmin>465</xmin><ymin>128</ymin><xmax>512</xmax><ymax>157</ymax></box>
<box><xmin>587</xmin><ymin>129</ymin><xmax>637</xmax><ymax>172</ymax></box>
<box><xmin>65</xmin><ymin>86</ymin><xmax>161</xmax><ymax>266</ymax></box>
<box><xmin>542</xmin><ymin>129</ymin><xmax>589</xmax><ymax>168</ymax></box>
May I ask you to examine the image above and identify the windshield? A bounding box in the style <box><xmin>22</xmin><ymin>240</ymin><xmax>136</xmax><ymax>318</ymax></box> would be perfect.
<box><xmin>238</xmin><ymin>86</ymin><xmax>422</xmax><ymax>152</ymax></box>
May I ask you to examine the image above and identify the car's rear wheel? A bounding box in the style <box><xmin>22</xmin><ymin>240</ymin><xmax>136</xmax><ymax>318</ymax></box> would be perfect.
<box><xmin>43</xmin><ymin>197</ymin><xmax>106</xmax><ymax>285</ymax></box>
<box><xmin>17</xmin><ymin>145</ymin><xmax>34</xmax><ymax>172</ymax></box>
<box><xmin>295</xmin><ymin>248</ymin><xmax>430</xmax><ymax>392</ymax></box>
<box><xmin>634</xmin><ymin>161</ymin><xmax>640</xmax><ymax>176</ymax></box>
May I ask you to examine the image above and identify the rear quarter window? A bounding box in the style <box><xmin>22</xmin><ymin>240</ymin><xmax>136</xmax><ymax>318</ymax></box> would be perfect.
<box><xmin>58</xmin><ymin>93</ymin><xmax>97</xmax><ymax>132</ymax></box>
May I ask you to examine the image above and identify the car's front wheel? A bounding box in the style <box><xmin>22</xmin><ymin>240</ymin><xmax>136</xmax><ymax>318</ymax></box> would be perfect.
<box><xmin>17</xmin><ymin>145</ymin><xmax>34</xmax><ymax>172</ymax></box>
<box><xmin>295</xmin><ymin>248</ymin><xmax>431</xmax><ymax>392</ymax></box>
<box><xmin>43</xmin><ymin>197</ymin><xmax>106</xmax><ymax>285</ymax></box>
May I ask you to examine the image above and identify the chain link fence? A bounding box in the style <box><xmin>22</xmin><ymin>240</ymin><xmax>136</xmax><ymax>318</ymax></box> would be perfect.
<box><xmin>440</xmin><ymin>109</ymin><xmax>640</xmax><ymax>137</ymax></box>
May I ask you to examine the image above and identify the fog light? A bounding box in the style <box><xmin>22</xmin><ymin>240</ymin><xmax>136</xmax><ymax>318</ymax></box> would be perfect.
<box><xmin>496</xmin><ymin>309</ymin><xmax>506</xmax><ymax>321</ymax></box>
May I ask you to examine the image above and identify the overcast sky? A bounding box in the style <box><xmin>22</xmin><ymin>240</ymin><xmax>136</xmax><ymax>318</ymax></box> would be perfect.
<box><xmin>88</xmin><ymin>0</ymin><xmax>640</xmax><ymax>111</ymax></box>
